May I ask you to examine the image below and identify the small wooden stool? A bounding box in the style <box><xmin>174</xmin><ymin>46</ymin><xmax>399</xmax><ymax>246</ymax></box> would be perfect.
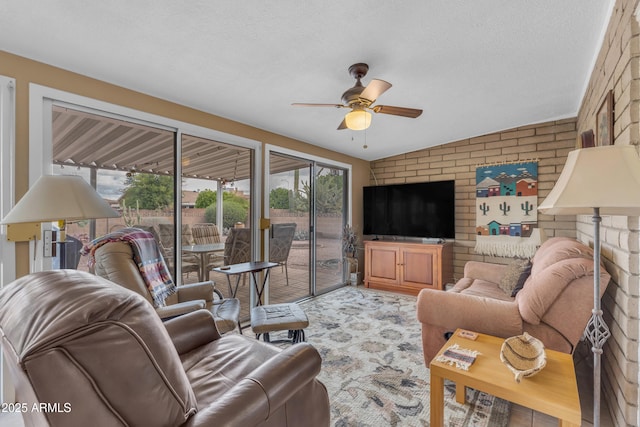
<box><xmin>250</xmin><ymin>303</ymin><xmax>309</xmax><ymax>344</ymax></box>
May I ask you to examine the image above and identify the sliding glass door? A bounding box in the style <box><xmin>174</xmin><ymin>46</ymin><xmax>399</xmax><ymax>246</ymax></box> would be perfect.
<box><xmin>48</xmin><ymin>105</ymin><xmax>258</xmax><ymax>308</ymax></box>
<box><xmin>180</xmin><ymin>134</ymin><xmax>254</xmax><ymax>318</ymax></box>
<box><xmin>314</xmin><ymin>164</ymin><xmax>347</xmax><ymax>293</ymax></box>
<box><xmin>268</xmin><ymin>151</ymin><xmax>348</xmax><ymax>303</ymax></box>
<box><xmin>50</xmin><ymin>105</ymin><xmax>175</xmax><ymax>273</ymax></box>
<box><xmin>268</xmin><ymin>153</ymin><xmax>312</xmax><ymax>300</ymax></box>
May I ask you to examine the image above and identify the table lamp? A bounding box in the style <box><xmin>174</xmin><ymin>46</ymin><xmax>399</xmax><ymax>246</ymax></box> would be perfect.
<box><xmin>1</xmin><ymin>175</ymin><xmax>119</xmax><ymax>268</ymax></box>
<box><xmin>538</xmin><ymin>144</ymin><xmax>640</xmax><ymax>427</ymax></box>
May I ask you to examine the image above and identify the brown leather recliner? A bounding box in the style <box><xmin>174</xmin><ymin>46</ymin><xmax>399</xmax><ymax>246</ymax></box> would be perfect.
<box><xmin>0</xmin><ymin>270</ymin><xmax>330</xmax><ymax>427</ymax></box>
<box><xmin>92</xmin><ymin>239</ymin><xmax>240</xmax><ymax>334</ymax></box>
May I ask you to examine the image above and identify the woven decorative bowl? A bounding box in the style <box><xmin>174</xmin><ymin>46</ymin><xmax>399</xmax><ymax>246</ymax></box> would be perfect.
<box><xmin>500</xmin><ymin>332</ymin><xmax>547</xmax><ymax>383</ymax></box>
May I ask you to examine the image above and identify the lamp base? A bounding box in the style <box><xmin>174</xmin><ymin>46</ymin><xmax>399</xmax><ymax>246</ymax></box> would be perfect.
<box><xmin>585</xmin><ymin>309</ymin><xmax>611</xmax><ymax>352</ymax></box>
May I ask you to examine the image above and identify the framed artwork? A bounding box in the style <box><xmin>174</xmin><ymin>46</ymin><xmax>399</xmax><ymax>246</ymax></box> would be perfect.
<box><xmin>597</xmin><ymin>90</ymin><xmax>614</xmax><ymax>146</ymax></box>
<box><xmin>580</xmin><ymin>129</ymin><xmax>595</xmax><ymax>148</ymax></box>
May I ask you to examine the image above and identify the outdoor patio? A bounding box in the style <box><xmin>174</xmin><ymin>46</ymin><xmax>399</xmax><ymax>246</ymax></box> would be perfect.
<box><xmin>185</xmin><ymin>236</ymin><xmax>350</xmax><ymax>321</ymax></box>
<box><xmin>71</xmin><ymin>221</ymin><xmax>351</xmax><ymax>324</ymax></box>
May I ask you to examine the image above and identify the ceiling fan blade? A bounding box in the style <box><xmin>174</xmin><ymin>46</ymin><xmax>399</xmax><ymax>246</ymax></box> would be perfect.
<box><xmin>372</xmin><ymin>105</ymin><xmax>423</xmax><ymax>118</ymax></box>
<box><xmin>292</xmin><ymin>103</ymin><xmax>345</xmax><ymax>108</ymax></box>
<box><xmin>337</xmin><ymin>119</ymin><xmax>348</xmax><ymax>130</ymax></box>
<box><xmin>359</xmin><ymin>79</ymin><xmax>392</xmax><ymax>103</ymax></box>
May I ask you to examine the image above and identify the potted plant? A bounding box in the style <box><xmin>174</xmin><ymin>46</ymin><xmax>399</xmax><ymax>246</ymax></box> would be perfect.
<box><xmin>342</xmin><ymin>224</ymin><xmax>358</xmax><ymax>258</ymax></box>
<box><xmin>342</xmin><ymin>225</ymin><xmax>359</xmax><ymax>285</ymax></box>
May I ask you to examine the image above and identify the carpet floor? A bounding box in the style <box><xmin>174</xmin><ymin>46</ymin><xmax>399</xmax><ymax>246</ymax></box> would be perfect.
<box><xmin>245</xmin><ymin>286</ymin><xmax>511</xmax><ymax>427</ymax></box>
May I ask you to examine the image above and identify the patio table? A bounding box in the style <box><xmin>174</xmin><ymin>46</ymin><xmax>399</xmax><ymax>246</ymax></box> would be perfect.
<box><xmin>182</xmin><ymin>243</ymin><xmax>225</xmax><ymax>282</ymax></box>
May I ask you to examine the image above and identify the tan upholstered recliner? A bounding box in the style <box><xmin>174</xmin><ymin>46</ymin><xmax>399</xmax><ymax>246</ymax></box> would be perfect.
<box><xmin>0</xmin><ymin>270</ymin><xmax>330</xmax><ymax>427</ymax></box>
<box><xmin>92</xmin><ymin>239</ymin><xmax>240</xmax><ymax>333</ymax></box>
<box><xmin>416</xmin><ymin>237</ymin><xmax>611</xmax><ymax>364</ymax></box>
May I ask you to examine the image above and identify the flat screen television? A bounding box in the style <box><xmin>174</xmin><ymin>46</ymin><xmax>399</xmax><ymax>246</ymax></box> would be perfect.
<box><xmin>363</xmin><ymin>180</ymin><xmax>455</xmax><ymax>239</ymax></box>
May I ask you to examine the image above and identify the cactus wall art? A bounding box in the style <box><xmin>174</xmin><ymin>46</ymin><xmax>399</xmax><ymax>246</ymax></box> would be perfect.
<box><xmin>474</xmin><ymin>161</ymin><xmax>539</xmax><ymax>257</ymax></box>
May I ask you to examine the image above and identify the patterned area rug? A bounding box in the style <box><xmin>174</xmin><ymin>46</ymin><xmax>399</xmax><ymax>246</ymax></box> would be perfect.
<box><xmin>246</xmin><ymin>286</ymin><xmax>511</xmax><ymax>426</ymax></box>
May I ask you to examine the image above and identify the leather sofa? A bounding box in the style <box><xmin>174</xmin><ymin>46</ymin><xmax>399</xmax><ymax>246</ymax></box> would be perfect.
<box><xmin>0</xmin><ymin>270</ymin><xmax>330</xmax><ymax>427</ymax></box>
<box><xmin>416</xmin><ymin>237</ymin><xmax>611</xmax><ymax>364</ymax></box>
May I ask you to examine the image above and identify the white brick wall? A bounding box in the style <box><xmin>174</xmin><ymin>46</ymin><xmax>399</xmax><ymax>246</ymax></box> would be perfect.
<box><xmin>576</xmin><ymin>0</ymin><xmax>640</xmax><ymax>424</ymax></box>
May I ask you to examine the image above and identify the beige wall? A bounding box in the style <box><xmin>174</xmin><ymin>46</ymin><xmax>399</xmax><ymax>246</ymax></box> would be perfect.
<box><xmin>576</xmin><ymin>0</ymin><xmax>640</xmax><ymax>424</ymax></box>
<box><xmin>370</xmin><ymin>118</ymin><xmax>578</xmax><ymax>279</ymax></box>
<box><xmin>0</xmin><ymin>50</ymin><xmax>370</xmax><ymax>278</ymax></box>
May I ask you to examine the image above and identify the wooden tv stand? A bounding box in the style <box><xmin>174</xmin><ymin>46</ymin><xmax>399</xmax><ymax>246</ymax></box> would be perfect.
<box><xmin>364</xmin><ymin>240</ymin><xmax>453</xmax><ymax>295</ymax></box>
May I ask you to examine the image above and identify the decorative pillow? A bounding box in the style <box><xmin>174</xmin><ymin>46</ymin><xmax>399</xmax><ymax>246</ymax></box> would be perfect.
<box><xmin>511</xmin><ymin>261</ymin><xmax>532</xmax><ymax>297</ymax></box>
<box><xmin>498</xmin><ymin>259</ymin><xmax>531</xmax><ymax>296</ymax></box>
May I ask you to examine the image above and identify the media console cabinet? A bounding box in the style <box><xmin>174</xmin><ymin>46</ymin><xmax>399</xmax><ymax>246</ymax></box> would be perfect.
<box><xmin>364</xmin><ymin>240</ymin><xmax>453</xmax><ymax>295</ymax></box>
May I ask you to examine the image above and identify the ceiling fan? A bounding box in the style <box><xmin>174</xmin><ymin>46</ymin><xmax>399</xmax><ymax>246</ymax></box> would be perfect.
<box><xmin>292</xmin><ymin>63</ymin><xmax>423</xmax><ymax>131</ymax></box>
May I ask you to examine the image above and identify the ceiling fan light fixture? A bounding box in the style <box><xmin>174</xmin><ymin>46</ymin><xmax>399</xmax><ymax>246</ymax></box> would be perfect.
<box><xmin>345</xmin><ymin>109</ymin><xmax>372</xmax><ymax>130</ymax></box>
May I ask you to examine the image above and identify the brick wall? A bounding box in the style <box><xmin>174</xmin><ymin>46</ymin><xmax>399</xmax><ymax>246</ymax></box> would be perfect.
<box><xmin>576</xmin><ymin>0</ymin><xmax>640</xmax><ymax>424</ymax></box>
<box><xmin>370</xmin><ymin>118</ymin><xmax>578</xmax><ymax>280</ymax></box>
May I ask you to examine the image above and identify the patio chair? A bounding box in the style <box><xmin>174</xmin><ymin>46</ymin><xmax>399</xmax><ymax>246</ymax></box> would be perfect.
<box><xmin>270</xmin><ymin>223</ymin><xmax>296</xmax><ymax>286</ymax></box>
<box><xmin>224</xmin><ymin>227</ymin><xmax>252</xmax><ymax>265</ymax></box>
<box><xmin>156</xmin><ymin>223</ymin><xmax>200</xmax><ymax>277</ymax></box>
<box><xmin>192</xmin><ymin>223</ymin><xmax>222</xmax><ymax>244</ymax></box>
<box><xmin>222</xmin><ymin>227</ymin><xmax>252</xmax><ymax>289</ymax></box>
<box><xmin>192</xmin><ymin>223</ymin><xmax>225</xmax><ymax>270</ymax></box>
<box><xmin>61</xmin><ymin>235</ymin><xmax>84</xmax><ymax>269</ymax></box>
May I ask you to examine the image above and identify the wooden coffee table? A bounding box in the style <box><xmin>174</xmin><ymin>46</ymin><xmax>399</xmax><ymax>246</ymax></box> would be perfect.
<box><xmin>429</xmin><ymin>329</ymin><xmax>581</xmax><ymax>427</ymax></box>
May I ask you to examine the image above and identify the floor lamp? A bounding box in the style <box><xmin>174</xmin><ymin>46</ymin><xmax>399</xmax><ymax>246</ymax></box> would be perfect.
<box><xmin>1</xmin><ymin>175</ymin><xmax>119</xmax><ymax>269</ymax></box>
<box><xmin>538</xmin><ymin>145</ymin><xmax>640</xmax><ymax>427</ymax></box>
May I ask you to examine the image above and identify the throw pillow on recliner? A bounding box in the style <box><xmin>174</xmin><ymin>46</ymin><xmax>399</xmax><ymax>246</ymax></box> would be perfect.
<box><xmin>498</xmin><ymin>258</ymin><xmax>531</xmax><ymax>296</ymax></box>
<box><xmin>511</xmin><ymin>261</ymin><xmax>532</xmax><ymax>297</ymax></box>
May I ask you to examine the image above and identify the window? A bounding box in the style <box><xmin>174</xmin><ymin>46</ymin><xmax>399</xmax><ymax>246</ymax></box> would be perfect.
<box><xmin>0</xmin><ymin>75</ymin><xmax>16</xmax><ymax>404</ymax></box>
<box><xmin>28</xmin><ymin>85</ymin><xmax>261</xmax><ymax>281</ymax></box>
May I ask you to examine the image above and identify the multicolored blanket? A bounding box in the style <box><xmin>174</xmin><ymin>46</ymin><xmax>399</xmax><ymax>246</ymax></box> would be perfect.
<box><xmin>81</xmin><ymin>227</ymin><xmax>176</xmax><ymax>308</ymax></box>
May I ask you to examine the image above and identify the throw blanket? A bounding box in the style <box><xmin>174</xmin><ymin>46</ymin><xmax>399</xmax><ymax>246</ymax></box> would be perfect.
<box><xmin>81</xmin><ymin>228</ymin><xmax>176</xmax><ymax>308</ymax></box>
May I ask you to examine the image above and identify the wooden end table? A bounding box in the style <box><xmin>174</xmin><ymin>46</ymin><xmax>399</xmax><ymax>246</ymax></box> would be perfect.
<box><xmin>429</xmin><ymin>329</ymin><xmax>581</xmax><ymax>427</ymax></box>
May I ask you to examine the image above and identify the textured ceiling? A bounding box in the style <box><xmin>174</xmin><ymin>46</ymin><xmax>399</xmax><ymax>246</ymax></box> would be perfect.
<box><xmin>0</xmin><ymin>1</ymin><xmax>613</xmax><ymax>161</ymax></box>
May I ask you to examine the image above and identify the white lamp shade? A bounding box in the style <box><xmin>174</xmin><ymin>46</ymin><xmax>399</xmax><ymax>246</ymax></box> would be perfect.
<box><xmin>345</xmin><ymin>110</ymin><xmax>372</xmax><ymax>130</ymax></box>
<box><xmin>538</xmin><ymin>145</ymin><xmax>640</xmax><ymax>216</ymax></box>
<box><xmin>2</xmin><ymin>175</ymin><xmax>119</xmax><ymax>224</ymax></box>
